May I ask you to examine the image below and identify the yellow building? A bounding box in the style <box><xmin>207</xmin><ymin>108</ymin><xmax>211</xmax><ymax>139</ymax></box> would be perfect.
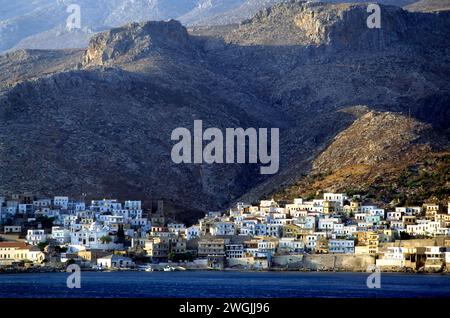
<box><xmin>323</xmin><ymin>201</ymin><xmax>336</xmax><ymax>214</ymax></box>
<box><xmin>435</xmin><ymin>213</ymin><xmax>450</xmax><ymax>227</ymax></box>
<box><xmin>424</xmin><ymin>203</ymin><xmax>440</xmax><ymax>220</ymax></box>
<box><xmin>402</xmin><ymin>216</ymin><xmax>417</xmax><ymax>226</ymax></box>
<box><xmin>0</xmin><ymin>242</ymin><xmax>45</xmax><ymax>264</ymax></box>
<box><xmin>282</xmin><ymin>224</ymin><xmax>306</xmax><ymax>239</ymax></box>
<box><xmin>78</xmin><ymin>250</ymin><xmax>111</xmax><ymax>263</ymax></box>
<box><xmin>317</xmin><ymin>237</ymin><xmax>329</xmax><ymax>254</ymax></box>
<box><xmin>350</xmin><ymin>200</ymin><xmax>360</xmax><ymax>213</ymax></box>
<box><xmin>368</xmin><ymin>232</ymin><xmax>379</xmax><ymax>255</ymax></box>
<box><xmin>356</xmin><ymin>231</ymin><xmax>379</xmax><ymax>255</ymax></box>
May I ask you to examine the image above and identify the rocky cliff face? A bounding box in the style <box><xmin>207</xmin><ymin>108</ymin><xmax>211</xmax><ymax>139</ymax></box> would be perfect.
<box><xmin>226</xmin><ymin>1</ymin><xmax>450</xmax><ymax>50</ymax></box>
<box><xmin>405</xmin><ymin>0</ymin><xmax>450</xmax><ymax>12</ymax></box>
<box><xmin>83</xmin><ymin>20</ymin><xmax>193</xmax><ymax>66</ymax></box>
<box><xmin>1</xmin><ymin>2</ymin><xmax>449</xmax><ymax>218</ymax></box>
<box><xmin>0</xmin><ymin>0</ymin><xmax>287</xmax><ymax>53</ymax></box>
<box><xmin>0</xmin><ymin>1</ymin><xmax>438</xmax><ymax>53</ymax></box>
<box><xmin>312</xmin><ymin>110</ymin><xmax>434</xmax><ymax>173</ymax></box>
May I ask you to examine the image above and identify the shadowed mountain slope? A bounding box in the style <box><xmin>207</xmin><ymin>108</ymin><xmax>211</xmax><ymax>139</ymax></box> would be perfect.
<box><xmin>0</xmin><ymin>2</ymin><xmax>449</xmax><ymax>218</ymax></box>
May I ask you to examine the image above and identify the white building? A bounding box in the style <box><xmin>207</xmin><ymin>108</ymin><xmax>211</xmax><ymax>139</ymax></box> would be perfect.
<box><xmin>211</xmin><ymin>222</ymin><xmax>236</xmax><ymax>236</ymax></box>
<box><xmin>3</xmin><ymin>226</ymin><xmax>21</xmax><ymax>234</ymax></box>
<box><xmin>18</xmin><ymin>204</ymin><xmax>33</xmax><ymax>214</ymax></box>
<box><xmin>278</xmin><ymin>238</ymin><xmax>304</xmax><ymax>253</ymax></box>
<box><xmin>124</xmin><ymin>200</ymin><xmax>141</xmax><ymax>210</ymax></box>
<box><xmin>369</xmin><ymin>209</ymin><xmax>385</xmax><ymax>218</ymax></box>
<box><xmin>186</xmin><ymin>225</ymin><xmax>200</xmax><ymax>240</ymax></box>
<box><xmin>70</xmin><ymin>222</ymin><xmax>121</xmax><ymax>250</ymax></box>
<box><xmin>445</xmin><ymin>250</ymin><xmax>450</xmax><ymax>265</ymax></box>
<box><xmin>396</xmin><ymin>207</ymin><xmax>422</xmax><ymax>216</ymax></box>
<box><xmin>407</xmin><ymin>221</ymin><xmax>443</xmax><ymax>237</ymax></box>
<box><xmin>54</xmin><ymin>196</ymin><xmax>69</xmax><ymax>209</ymax></box>
<box><xmin>225</xmin><ymin>244</ymin><xmax>244</xmax><ymax>259</ymax></box>
<box><xmin>318</xmin><ymin>218</ymin><xmax>339</xmax><ymax>231</ymax></box>
<box><xmin>361</xmin><ymin>205</ymin><xmax>378</xmax><ymax>213</ymax></box>
<box><xmin>266</xmin><ymin>224</ymin><xmax>282</xmax><ymax>238</ymax></box>
<box><xmin>387</xmin><ymin>211</ymin><xmax>403</xmax><ymax>221</ymax></box>
<box><xmin>51</xmin><ymin>226</ymin><xmax>71</xmax><ymax>244</ymax></box>
<box><xmin>33</xmin><ymin>198</ymin><xmax>52</xmax><ymax>208</ymax></box>
<box><xmin>97</xmin><ymin>255</ymin><xmax>134</xmax><ymax>269</ymax></box>
<box><xmin>323</xmin><ymin>193</ymin><xmax>347</xmax><ymax>208</ymax></box>
<box><xmin>168</xmin><ymin>223</ymin><xmax>186</xmax><ymax>235</ymax></box>
<box><xmin>328</xmin><ymin>239</ymin><xmax>354</xmax><ymax>254</ymax></box>
<box><xmin>390</xmin><ymin>220</ymin><xmax>404</xmax><ymax>230</ymax></box>
<box><xmin>306</xmin><ymin>235</ymin><xmax>318</xmax><ymax>251</ymax></box>
<box><xmin>0</xmin><ymin>242</ymin><xmax>45</xmax><ymax>264</ymax></box>
<box><xmin>343</xmin><ymin>225</ymin><xmax>358</xmax><ymax>237</ymax></box>
<box><xmin>26</xmin><ymin>229</ymin><xmax>47</xmax><ymax>245</ymax></box>
<box><xmin>260</xmin><ymin>199</ymin><xmax>278</xmax><ymax>208</ymax></box>
<box><xmin>376</xmin><ymin>247</ymin><xmax>416</xmax><ymax>268</ymax></box>
<box><xmin>425</xmin><ymin>246</ymin><xmax>446</xmax><ymax>270</ymax></box>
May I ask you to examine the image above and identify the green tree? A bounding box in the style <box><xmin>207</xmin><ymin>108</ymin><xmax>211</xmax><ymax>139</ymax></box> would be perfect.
<box><xmin>116</xmin><ymin>225</ymin><xmax>125</xmax><ymax>244</ymax></box>
<box><xmin>169</xmin><ymin>252</ymin><xmax>196</xmax><ymax>262</ymax></box>
<box><xmin>399</xmin><ymin>232</ymin><xmax>411</xmax><ymax>240</ymax></box>
<box><xmin>37</xmin><ymin>242</ymin><xmax>49</xmax><ymax>251</ymax></box>
<box><xmin>100</xmin><ymin>235</ymin><xmax>112</xmax><ymax>244</ymax></box>
<box><xmin>168</xmin><ymin>251</ymin><xmax>176</xmax><ymax>261</ymax></box>
<box><xmin>36</xmin><ymin>217</ymin><xmax>54</xmax><ymax>229</ymax></box>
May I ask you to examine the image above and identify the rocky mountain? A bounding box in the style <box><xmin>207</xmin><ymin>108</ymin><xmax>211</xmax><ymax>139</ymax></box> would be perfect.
<box><xmin>0</xmin><ymin>0</ymin><xmax>281</xmax><ymax>53</ymax></box>
<box><xmin>1</xmin><ymin>1</ymin><xmax>449</xmax><ymax>219</ymax></box>
<box><xmin>274</xmin><ymin>108</ymin><xmax>449</xmax><ymax>204</ymax></box>
<box><xmin>0</xmin><ymin>0</ymin><xmax>197</xmax><ymax>52</ymax></box>
<box><xmin>0</xmin><ymin>1</ymin><xmax>428</xmax><ymax>53</ymax></box>
<box><xmin>179</xmin><ymin>0</ymin><xmax>282</xmax><ymax>26</ymax></box>
<box><xmin>405</xmin><ymin>0</ymin><xmax>450</xmax><ymax>12</ymax></box>
<box><xmin>200</xmin><ymin>1</ymin><xmax>450</xmax><ymax>203</ymax></box>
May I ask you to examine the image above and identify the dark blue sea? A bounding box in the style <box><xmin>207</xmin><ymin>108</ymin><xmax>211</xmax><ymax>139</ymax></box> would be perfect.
<box><xmin>0</xmin><ymin>271</ymin><xmax>449</xmax><ymax>298</ymax></box>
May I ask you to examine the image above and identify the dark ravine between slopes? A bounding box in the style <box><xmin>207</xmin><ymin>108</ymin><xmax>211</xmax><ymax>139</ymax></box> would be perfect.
<box><xmin>0</xmin><ymin>1</ymin><xmax>449</xmax><ymax>222</ymax></box>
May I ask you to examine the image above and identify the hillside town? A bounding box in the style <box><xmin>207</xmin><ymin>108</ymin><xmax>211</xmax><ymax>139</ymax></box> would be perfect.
<box><xmin>0</xmin><ymin>192</ymin><xmax>450</xmax><ymax>273</ymax></box>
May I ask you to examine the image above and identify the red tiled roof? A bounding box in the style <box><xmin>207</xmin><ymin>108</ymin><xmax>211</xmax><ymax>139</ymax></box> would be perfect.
<box><xmin>0</xmin><ymin>241</ymin><xmax>29</xmax><ymax>249</ymax></box>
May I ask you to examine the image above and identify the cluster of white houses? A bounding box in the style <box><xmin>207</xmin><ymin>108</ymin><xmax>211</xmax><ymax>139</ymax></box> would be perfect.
<box><xmin>1</xmin><ymin>193</ymin><xmax>450</xmax><ymax>271</ymax></box>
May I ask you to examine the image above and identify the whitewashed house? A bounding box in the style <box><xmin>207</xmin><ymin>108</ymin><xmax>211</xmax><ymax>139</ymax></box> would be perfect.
<box><xmin>306</xmin><ymin>235</ymin><xmax>318</xmax><ymax>251</ymax></box>
<box><xmin>278</xmin><ymin>238</ymin><xmax>304</xmax><ymax>253</ymax></box>
<box><xmin>186</xmin><ymin>225</ymin><xmax>200</xmax><ymax>240</ymax></box>
<box><xmin>97</xmin><ymin>255</ymin><xmax>134</xmax><ymax>269</ymax></box>
<box><xmin>396</xmin><ymin>207</ymin><xmax>422</xmax><ymax>216</ymax></box>
<box><xmin>33</xmin><ymin>198</ymin><xmax>52</xmax><ymax>208</ymax></box>
<box><xmin>328</xmin><ymin>239</ymin><xmax>354</xmax><ymax>254</ymax></box>
<box><xmin>70</xmin><ymin>222</ymin><xmax>121</xmax><ymax>250</ymax></box>
<box><xmin>26</xmin><ymin>229</ymin><xmax>47</xmax><ymax>245</ymax></box>
<box><xmin>225</xmin><ymin>244</ymin><xmax>245</xmax><ymax>259</ymax></box>
<box><xmin>18</xmin><ymin>204</ymin><xmax>33</xmax><ymax>214</ymax></box>
<box><xmin>211</xmin><ymin>222</ymin><xmax>236</xmax><ymax>236</ymax></box>
<box><xmin>318</xmin><ymin>218</ymin><xmax>339</xmax><ymax>231</ymax></box>
<box><xmin>3</xmin><ymin>226</ymin><xmax>21</xmax><ymax>234</ymax></box>
<box><xmin>124</xmin><ymin>200</ymin><xmax>141</xmax><ymax>210</ymax></box>
<box><xmin>54</xmin><ymin>196</ymin><xmax>69</xmax><ymax>209</ymax></box>
<box><xmin>51</xmin><ymin>226</ymin><xmax>71</xmax><ymax>244</ymax></box>
<box><xmin>387</xmin><ymin>211</ymin><xmax>403</xmax><ymax>221</ymax></box>
<box><xmin>168</xmin><ymin>223</ymin><xmax>186</xmax><ymax>235</ymax></box>
<box><xmin>266</xmin><ymin>224</ymin><xmax>282</xmax><ymax>238</ymax></box>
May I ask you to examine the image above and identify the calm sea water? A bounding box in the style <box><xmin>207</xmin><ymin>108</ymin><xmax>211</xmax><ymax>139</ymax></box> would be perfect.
<box><xmin>0</xmin><ymin>271</ymin><xmax>449</xmax><ymax>298</ymax></box>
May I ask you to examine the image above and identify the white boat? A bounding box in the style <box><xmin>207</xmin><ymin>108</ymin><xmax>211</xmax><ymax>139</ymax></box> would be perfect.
<box><xmin>163</xmin><ymin>266</ymin><xmax>175</xmax><ymax>272</ymax></box>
